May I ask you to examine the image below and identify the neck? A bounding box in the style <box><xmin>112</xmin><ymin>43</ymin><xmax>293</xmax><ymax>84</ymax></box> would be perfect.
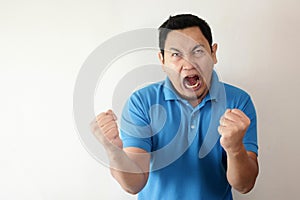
<box><xmin>188</xmin><ymin>88</ymin><xmax>209</xmax><ymax>107</ymax></box>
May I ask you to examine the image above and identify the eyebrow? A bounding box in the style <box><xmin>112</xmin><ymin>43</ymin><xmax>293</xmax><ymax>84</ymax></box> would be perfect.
<box><xmin>191</xmin><ymin>44</ymin><xmax>205</xmax><ymax>51</ymax></box>
<box><xmin>168</xmin><ymin>44</ymin><xmax>205</xmax><ymax>53</ymax></box>
<box><xmin>168</xmin><ymin>47</ymin><xmax>182</xmax><ymax>52</ymax></box>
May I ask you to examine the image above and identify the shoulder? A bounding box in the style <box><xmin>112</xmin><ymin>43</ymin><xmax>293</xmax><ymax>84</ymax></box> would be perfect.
<box><xmin>130</xmin><ymin>80</ymin><xmax>165</xmax><ymax>101</ymax></box>
<box><xmin>223</xmin><ymin>83</ymin><xmax>251</xmax><ymax>99</ymax></box>
<box><xmin>223</xmin><ymin>83</ymin><xmax>255</xmax><ymax>112</ymax></box>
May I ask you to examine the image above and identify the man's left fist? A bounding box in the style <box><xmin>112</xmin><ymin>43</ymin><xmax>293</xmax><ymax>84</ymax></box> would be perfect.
<box><xmin>218</xmin><ymin>109</ymin><xmax>250</xmax><ymax>153</ymax></box>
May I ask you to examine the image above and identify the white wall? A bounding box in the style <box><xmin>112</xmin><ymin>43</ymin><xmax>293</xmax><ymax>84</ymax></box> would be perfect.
<box><xmin>1</xmin><ymin>0</ymin><xmax>300</xmax><ymax>199</ymax></box>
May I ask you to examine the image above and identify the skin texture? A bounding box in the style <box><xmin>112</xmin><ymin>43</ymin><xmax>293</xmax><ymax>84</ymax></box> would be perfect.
<box><xmin>218</xmin><ymin>109</ymin><xmax>259</xmax><ymax>193</ymax></box>
<box><xmin>158</xmin><ymin>27</ymin><xmax>217</xmax><ymax>107</ymax></box>
<box><xmin>90</xmin><ymin>110</ymin><xmax>149</xmax><ymax>194</ymax></box>
<box><xmin>91</xmin><ymin>26</ymin><xmax>258</xmax><ymax>195</ymax></box>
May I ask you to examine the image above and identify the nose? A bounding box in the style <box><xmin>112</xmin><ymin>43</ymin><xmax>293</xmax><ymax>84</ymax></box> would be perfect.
<box><xmin>181</xmin><ymin>56</ymin><xmax>194</xmax><ymax>70</ymax></box>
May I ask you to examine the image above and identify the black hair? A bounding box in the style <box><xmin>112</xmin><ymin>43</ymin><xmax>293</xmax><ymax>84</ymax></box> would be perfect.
<box><xmin>158</xmin><ymin>14</ymin><xmax>213</xmax><ymax>57</ymax></box>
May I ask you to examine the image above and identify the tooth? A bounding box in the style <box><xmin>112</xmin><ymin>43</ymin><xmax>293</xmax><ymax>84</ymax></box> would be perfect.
<box><xmin>185</xmin><ymin>81</ymin><xmax>199</xmax><ymax>89</ymax></box>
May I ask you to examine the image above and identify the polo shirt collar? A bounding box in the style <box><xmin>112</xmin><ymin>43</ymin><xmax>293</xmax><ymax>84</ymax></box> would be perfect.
<box><xmin>163</xmin><ymin>77</ymin><xmax>180</xmax><ymax>101</ymax></box>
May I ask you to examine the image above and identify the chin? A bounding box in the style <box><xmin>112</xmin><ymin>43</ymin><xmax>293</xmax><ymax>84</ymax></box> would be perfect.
<box><xmin>181</xmin><ymin>93</ymin><xmax>200</xmax><ymax>101</ymax></box>
<box><xmin>184</xmin><ymin>88</ymin><xmax>208</xmax><ymax>102</ymax></box>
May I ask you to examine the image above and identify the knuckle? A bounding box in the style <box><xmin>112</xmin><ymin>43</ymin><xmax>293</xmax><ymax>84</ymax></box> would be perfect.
<box><xmin>232</xmin><ymin>108</ymin><xmax>240</xmax><ymax>114</ymax></box>
<box><xmin>245</xmin><ymin>118</ymin><xmax>251</xmax><ymax>126</ymax></box>
<box><xmin>218</xmin><ymin>126</ymin><xmax>223</xmax><ymax>133</ymax></box>
<box><xmin>240</xmin><ymin>119</ymin><xmax>250</xmax><ymax>129</ymax></box>
<box><xmin>96</xmin><ymin>112</ymin><xmax>106</xmax><ymax>119</ymax></box>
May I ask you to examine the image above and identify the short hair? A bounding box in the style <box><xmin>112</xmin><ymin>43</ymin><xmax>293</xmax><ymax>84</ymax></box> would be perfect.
<box><xmin>158</xmin><ymin>14</ymin><xmax>213</xmax><ymax>57</ymax></box>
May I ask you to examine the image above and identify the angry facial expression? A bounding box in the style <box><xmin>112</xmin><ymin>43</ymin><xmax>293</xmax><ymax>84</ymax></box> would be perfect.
<box><xmin>159</xmin><ymin>26</ymin><xmax>218</xmax><ymax>107</ymax></box>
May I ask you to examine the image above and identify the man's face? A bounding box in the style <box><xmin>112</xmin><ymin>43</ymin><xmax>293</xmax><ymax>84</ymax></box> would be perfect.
<box><xmin>159</xmin><ymin>26</ymin><xmax>218</xmax><ymax>106</ymax></box>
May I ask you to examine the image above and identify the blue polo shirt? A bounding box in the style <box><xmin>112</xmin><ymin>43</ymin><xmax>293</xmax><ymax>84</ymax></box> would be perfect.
<box><xmin>120</xmin><ymin>71</ymin><xmax>258</xmax><ymax>200</ymax></box>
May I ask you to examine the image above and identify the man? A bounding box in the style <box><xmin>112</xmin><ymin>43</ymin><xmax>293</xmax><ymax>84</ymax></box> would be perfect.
<box><xmin>91</xmin><ymin>14</ymin><xmax>258</xmax><ymax>199</ymax></box>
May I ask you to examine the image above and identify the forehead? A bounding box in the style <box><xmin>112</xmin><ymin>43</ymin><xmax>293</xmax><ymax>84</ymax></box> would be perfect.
<box><xmin>164</xmin><ymin>26</ymin><xmax>209</xmax><ymax>50</ymax></box>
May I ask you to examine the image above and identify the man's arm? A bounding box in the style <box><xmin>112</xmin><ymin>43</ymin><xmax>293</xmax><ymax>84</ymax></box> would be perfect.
<box><xmin>91</xmin><ymin>110</ymin><xmax>150</xmax><ymax>194</ymax></box>
<box><xmin>226</xmin><ymin>149</ymin><xmax>258</xmax><ymax>193</ymax></box>
<box><xmin>218</xmin><ymin>109</ymin><xmax>259</xmax><ymax>193</ymax></box>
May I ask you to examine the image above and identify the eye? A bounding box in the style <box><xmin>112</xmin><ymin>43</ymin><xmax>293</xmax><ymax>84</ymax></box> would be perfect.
<box><xmin>194</xmin><ymin>49</ymin><xmax>205</xmax><ymax>55</ymax></box>
<box><xmin>171</xmin><ymin>52</ymin><xmax>181</xmax><ymax>57</ymax></box>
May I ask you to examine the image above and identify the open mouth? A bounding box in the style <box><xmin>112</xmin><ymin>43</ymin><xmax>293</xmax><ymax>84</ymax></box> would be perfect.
<box><xmin>183</xmin><ymin>75</ymin><xmax>202</xmax><ymax>90</ymax></box>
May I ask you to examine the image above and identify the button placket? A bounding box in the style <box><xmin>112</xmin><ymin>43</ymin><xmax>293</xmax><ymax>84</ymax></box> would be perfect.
<box><xmin>188</xmin><ymin>110</ymin><xmax>198</xmax><ymax>143</ymax></box>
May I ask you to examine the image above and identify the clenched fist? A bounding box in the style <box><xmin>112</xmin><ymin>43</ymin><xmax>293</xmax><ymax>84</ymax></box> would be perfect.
<box><xmin>218</xmin><ymin>109</ymin><xmax>250</xmax><ymax>154</ymax></box>
<box><xmin>90</xmin><ymin>109</ymin><xmax>123</xmax><ymax>150</ymax></box>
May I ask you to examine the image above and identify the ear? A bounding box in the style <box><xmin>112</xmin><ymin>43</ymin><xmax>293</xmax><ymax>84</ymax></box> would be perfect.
<box><xmin>158</xmin><ymin>52</ymin><xmax>166</xmax><ymax>72</ymax></box>
<box><xmin>211</xmin><ymin>43</ymin><xmax>218</xmax><ymax>64</ymax></box>
<box><xmin>158</xmin><ymin>52</ymin><xmax>164</xmax><ymax>65</ymax></box>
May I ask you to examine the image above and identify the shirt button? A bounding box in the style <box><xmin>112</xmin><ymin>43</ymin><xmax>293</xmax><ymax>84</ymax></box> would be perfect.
<box><xmin>191</xmin><ymin>125</ymin><xmax>195</xmax><ymax>129</ymax></box>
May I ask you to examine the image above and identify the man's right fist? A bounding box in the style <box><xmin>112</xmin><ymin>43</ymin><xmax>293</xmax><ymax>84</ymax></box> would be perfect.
<box><xmin>90</xmin><ymin>109</ymin><xmax>123</xmax><ymax>150</ymax></box>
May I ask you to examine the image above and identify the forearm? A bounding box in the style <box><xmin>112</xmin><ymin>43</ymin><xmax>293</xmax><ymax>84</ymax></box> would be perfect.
<box><xmin>106</xmin><ymin>147</ymin><xmax>149</xmax><ymax>194</ymax></box>
<box><xmin>226</xmin><ymin>146</ymin><xmax>258</xmax><ymax>193</ymax></box>
<box><xmin>91</xmin><ymin>110</ymin><xmax>149</xmax><ymax>194</ymax></box>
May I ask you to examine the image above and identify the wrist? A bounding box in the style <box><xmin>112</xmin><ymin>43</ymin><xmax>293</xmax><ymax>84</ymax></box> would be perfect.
<box><xmin>106</xmin><ymin>143</ymin><xmax>122</xmax><ymax>156</ymax></box>
<box><xmin>225</xmin><ymin>144</ymin><xmax>246</xmax><ymax>158</ymax></box>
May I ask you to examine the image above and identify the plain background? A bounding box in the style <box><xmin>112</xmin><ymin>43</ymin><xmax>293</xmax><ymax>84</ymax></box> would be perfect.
<box><xmin>1</xmin><ymin>0</ymin><xmax>300</xmax><ymax>199</ymax></box>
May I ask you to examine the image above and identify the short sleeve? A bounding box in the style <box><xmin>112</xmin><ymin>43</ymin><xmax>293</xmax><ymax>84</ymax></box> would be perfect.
<box><xmin>120</xmin><ymin>92</ymin><xmax>153</xmax><ymax>152</ymax></box>
<box><xmin>240</xmin><ymin>95</ymin><xmax>258</xmax><ymax>156</ymax></box>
